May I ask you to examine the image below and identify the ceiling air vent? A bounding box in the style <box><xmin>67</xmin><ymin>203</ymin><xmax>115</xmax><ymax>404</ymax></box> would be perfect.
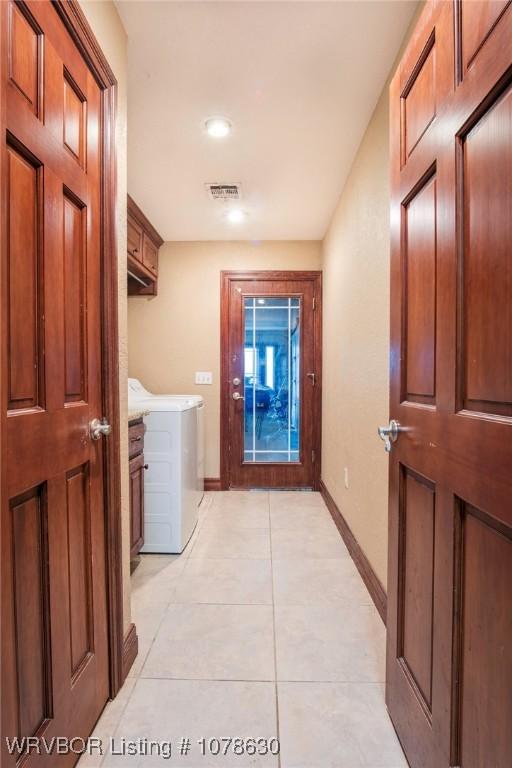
<box><xmin>205</xmin><ymin>183</ymin><xmax>242</xmax><ymax>201</ymax></box>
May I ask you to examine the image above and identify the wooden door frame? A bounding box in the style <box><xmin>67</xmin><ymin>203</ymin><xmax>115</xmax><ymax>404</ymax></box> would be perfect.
<box><xmin>220</xmin><ymin>270</ymin><xmax>322</xmax><ymax>491</ymax></box>
<box><xmin>0</xmin><ymin>1</ymin><xmax>125</xmax><ymax>699</ymax></box>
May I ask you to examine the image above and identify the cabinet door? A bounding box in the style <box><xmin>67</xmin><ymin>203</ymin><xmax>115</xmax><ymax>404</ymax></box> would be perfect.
<box><xmin>127</xmin><ymin>216</ymin><xmax>143</xmax><ymax>263</ymax></box>
<box><xmin>129</xmin><ymin>453</ymin><xmax>145</xmax><ymax>557</ymax></box>
<box><xmin>142</xmin><ymin>233</ymin><xmax>158</xmax><ymax>276</ymax></box>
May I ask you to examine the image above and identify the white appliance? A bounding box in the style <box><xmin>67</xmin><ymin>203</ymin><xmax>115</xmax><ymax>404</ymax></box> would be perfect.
<box><xmin>128</xmin><ymin>378</ymin><xmax>205</xmax><ymax>553</ymax></box>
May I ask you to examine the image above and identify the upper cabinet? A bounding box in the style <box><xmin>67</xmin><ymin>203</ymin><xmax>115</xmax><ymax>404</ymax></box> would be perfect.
<box><xmin>127</xmin><ymin>195</ymin><xmax>163</xmax><ymax>296</ymax></box>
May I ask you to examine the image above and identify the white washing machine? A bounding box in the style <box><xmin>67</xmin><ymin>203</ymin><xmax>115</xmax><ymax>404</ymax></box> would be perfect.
<box><xmin>129</xmin><ymin>378</ymin><xmax>205</xmax><ymax>505</ymax></box>
<box><xmin>128</xmin><ymin>378</ymin><xmax>205</xmax><ymax>553</ymax></box>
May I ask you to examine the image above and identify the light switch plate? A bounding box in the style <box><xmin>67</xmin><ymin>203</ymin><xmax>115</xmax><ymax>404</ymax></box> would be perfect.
<box><xmin>195</xmin><ymin>371</ymin><xmax>213</xmax><ymax>385</ymax></box>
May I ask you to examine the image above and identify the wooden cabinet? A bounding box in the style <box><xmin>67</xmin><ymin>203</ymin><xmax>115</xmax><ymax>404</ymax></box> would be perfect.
<box><xmin>129</xmin><ymin>453</ymin><xmax>145</xmax><ymax>559</ymax></box>
<box><xmin>128</xmin><ymin>419</ymin><xmax>145</xmax><ymax>458</ymax></box>
<box><xmin>129</xmin><ymin>418</ymin><xmax>146</xmax><ymax>560</ymax></box>
<box><xmin>142</xmin><ymin>232</ymin><xmax>158</xmax><ymax>276</ymax></box>
<box><xmin>127</xmin><ymin>195</ymin><xmax>163</xmax><ymax>296</ymax></box>
<box><xmin>127</xmin><ymin>215</ymin><xmax>143</xmax><ymax>264</ymax></box>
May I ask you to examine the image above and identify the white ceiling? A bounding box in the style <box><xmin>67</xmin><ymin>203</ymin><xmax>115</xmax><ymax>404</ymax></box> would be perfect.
<box><xmin>116</xmin><ymin>1</ymin><xmax>417</xmax><ymax>242</ymax></box>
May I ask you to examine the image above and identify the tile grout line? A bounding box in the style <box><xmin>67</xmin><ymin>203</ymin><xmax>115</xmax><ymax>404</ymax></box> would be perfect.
<box><xmin>94</xmin><ymin>675</ymin><xmax>140</xmax><ymax>767</ymax></box>
<box><xmin>131</xmin><ymin>495</ymin><xmax>213</xmax><ymax>680</ymax></box>
<box><xmin>268</xmin><ymin>493</ymin><xmax>282</xmax><ymax>768</ymax></box>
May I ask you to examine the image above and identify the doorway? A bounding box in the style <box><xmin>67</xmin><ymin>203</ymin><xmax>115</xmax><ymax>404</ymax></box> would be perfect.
<box><xmin>220</xmin><ymin>271</ymin><xmax>322</xmax><ymax>490</ymax></box>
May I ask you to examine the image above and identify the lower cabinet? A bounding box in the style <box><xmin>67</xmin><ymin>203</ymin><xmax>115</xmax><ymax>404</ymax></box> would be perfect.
<box><xmin>129</xmin><ymin>452</ymin><xmax>145</xmax><ymax>559</ymax></box>
<box><xmin>129</xmin><ymin>418</ymin><xmax>146</xmax><ymax>561</ymax></box>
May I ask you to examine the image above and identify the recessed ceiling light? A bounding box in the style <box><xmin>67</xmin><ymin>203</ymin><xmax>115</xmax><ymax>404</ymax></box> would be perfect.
<box><xmin>205</xmin><ymin>117</ymin><xmax>232</xmax><ymax>138</ymax></box>
<box><xmin>225</xmin><ymin>208</ymin><xmax>246</xmax><ymax>224</ymax></box>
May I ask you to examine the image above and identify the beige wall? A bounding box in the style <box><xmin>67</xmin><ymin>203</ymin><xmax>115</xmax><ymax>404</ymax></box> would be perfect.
<box><xmin>128</xmin><ymin>241</ymin><xmax>321</xmax><ymax>477</ymax></box>
<box><xmin>79</xmin><ymin>2</ymin><xmax>131</xmax><ymax>632</ymax></box>
<box><xmin>320</xmin><ymin>7</ymin><xmax>421</xmax><ymax>592</ymax></box>
<box><xmin>321</xmin><ymin>88</ymin><xmax>391</xmax><ymax>589</ymax></box>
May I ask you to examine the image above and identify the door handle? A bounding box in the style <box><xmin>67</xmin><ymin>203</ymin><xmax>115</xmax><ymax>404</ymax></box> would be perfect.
<box><xmin>377</xmin><ymin>420</ymin><xmax>404</xmax><ymax>453</ymax></box>
<box><xmin>306</xmin><ymin>372</ymin><xmax>316</xmax><ymax>386</ymax></box>
<box><xmin>90</xmin><ymin>417</ymin><xmax>112</xmax><ymax>441</ymax></box>
<box><xmin>232</xmin><ymin>392</ymin><xmax>245</xmax><ymax>401</ymax></box>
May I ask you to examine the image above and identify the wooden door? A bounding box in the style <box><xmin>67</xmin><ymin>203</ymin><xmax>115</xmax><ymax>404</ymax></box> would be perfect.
<box><xmin>1</xmin><ymin>2</ymin><xmax>111</xmax><ymax>764</ymax></box>
<box><xmin>386</xmin><ymin>2</ymin><xmax>512</xmax><ymax>767</ymax></box>
<box><xmin>221</xmin><ymin>271</ymin><xmax>322</xmax><ymax>489</ymax></box>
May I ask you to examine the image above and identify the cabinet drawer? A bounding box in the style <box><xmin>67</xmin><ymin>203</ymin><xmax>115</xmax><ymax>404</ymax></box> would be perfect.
<box><xmin>127</xmin><ymin>217</ymin><xmax>143</xmax><ymax>262</ymax></box>
<box><xmin>128</xmin><ymin>421</ymin><xmax>145</xmax><ymax>457</ymax></box>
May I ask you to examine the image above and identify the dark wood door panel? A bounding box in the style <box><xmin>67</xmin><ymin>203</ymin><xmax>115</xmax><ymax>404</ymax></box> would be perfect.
<box><xmin>10</xmin><ymin>485</ymin><xmax>52</xmax><ymax>742</ymax></box>
<box><xmin>63</xmin><ymin>192</ymin><xmax>87</xmax><ymax>404</ymax></box>
<box><xmin>388</xmin><ymin>2</ymin><xmax>512</xmax><ymax>766</ymax></box>
<box><xmin>398</xmin><ymin>468</ymin><xmax>435</xmax><ymax>713</ymax></box>
<box><xmin>6</xmin><ymin>142</ymin><xmax>43</xmax><ymax>412</ymax></box>
<box><xmin>454</xmin><ymin>503</ymin><xmax>512</xmax><ymax>768</ymax></box>
<box><xmin>403</xmin><ymin>172</ymin><xmax>437</xmax><ymax>404</ymax></box>
<box><xmin>459</xmin><ymin>0</ymin><xmax>511</xmax><ymax>72</ymax></box>
<box><xmin>459</xmin><ymin>84</ymin><xmax>512</xmax><ymax>416</ymax></box>
<box><xmin>2</xmin><ymin>2</ymin><xmax>111</xmax><ymax>765</ymax></box>
<box><xmin>66</xmin><ymin>465</ymin><xmax>94</xmax><ymax>678</ymax></box>
<box><xmin>402</xmin><ymin>36</ymin><xmax>436</xmax><ymax>160</ymax></box>
<box><xmin>7</xmin><ymin>1</ymin><xmax>43</xmax><ymax>117</ymax></box>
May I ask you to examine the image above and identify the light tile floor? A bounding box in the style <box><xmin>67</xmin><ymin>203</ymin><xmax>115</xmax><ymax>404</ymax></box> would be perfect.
<box><xmin>79</xmin><ymin>491</ymin><xmax>407</xmax><ymax>768</ymax></box>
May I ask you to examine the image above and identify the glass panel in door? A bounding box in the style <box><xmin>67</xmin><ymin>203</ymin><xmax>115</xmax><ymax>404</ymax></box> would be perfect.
<box><xmin>243</xmin><ymin>297</ymin><xmax>300</xmax><ymax>463</ymax></box>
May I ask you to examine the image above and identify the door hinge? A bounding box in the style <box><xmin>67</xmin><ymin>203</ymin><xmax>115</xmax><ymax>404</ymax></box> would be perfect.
<box><xmin>312</xmin><ymin>449</ymin><xmax>316</xmax><ymax>463</ymax></box>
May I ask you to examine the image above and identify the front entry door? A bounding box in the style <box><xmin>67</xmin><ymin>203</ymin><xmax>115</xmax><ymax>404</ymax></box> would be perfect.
<box><xmin>2</xmin><ymin>2</ymin><xmax>110</xmax><ymax>765</ymax></box>
<box><xmin>221</xmin><ymin>271</ymin><xmax>321</xmax><ymax>489</ymax></box>
<box><xmin>386</xmin><ymin>1</ymin><xmax>512</xmax><ymax>767</ymax></box>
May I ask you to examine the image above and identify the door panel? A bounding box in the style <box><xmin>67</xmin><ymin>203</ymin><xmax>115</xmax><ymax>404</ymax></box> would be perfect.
<box><xmin>221</xmin><ymin>272</ymin><xmax>321</xmax><ymax>489</ymax></box>
<box><xmin>460</xmin><ymin>0</ymin><xmax>511</xmax><ymax>71</ymax></box>
<box><xmin>10</xmin><ymin>485</ymin><xmax>52</xmax><ymax>741</ymax></box>
<box><xmin>8</xmin><ymin>2</ymin><xmax>42</xmax><ymax>116</ymax></box>
<box><xmin>461</xmin><ymin>87</ymin><xmax>512</xmax><ymax>415</ymax></box>
<box><xmin>403</xmin><ymin>173</ymin><xmax>437</xmax><ymax>403</ymax></box>
<box><xmin>7</xmin><ymin>144</ymin><xmax>43</xmax><ymax>410</ymax></box>
<box><xmin>63</xmin><ymin>192</ymin><xmax>87</xmax><ymax>403</ymax></box>
<box><xmin>387</xmin><ymin>2</ymin><xmax>512</xmax><ymax>767</ymax></box>
<box><xmin>66</xmin><ymin>465</ymin><xmax>93</xmax><ymax>678</ymax></box>
<box><xmin>457</xmin><ymin>505</ymin><xmax>512</xmax><ymax>768</ymax></box>
<box><xmin>2</xmin><ymin>2</ymin><xmax>110</xmax><ymax>765</ymax></box>
<box><xmin>403</xmin><ymin>39</ymin><xmax>436</xmax><ymax>160</ymax></box>
<box><xmin>398</xmin><ymin>469</ymin><xmax>435</xmax><ymax>714</ymax></box>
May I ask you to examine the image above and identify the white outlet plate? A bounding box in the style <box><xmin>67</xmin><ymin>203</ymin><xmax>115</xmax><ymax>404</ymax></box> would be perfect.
<box><xmin>195</xmin><ymin>371</ymin><xmax>213</xmax><ymax>385</ymax></box>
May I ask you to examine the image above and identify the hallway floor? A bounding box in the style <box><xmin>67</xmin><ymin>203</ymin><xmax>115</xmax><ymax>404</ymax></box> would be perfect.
<box><xmin>80</xmin><ymin>491</ymin><xmax>407</xmax><ymax>768</ymax></box>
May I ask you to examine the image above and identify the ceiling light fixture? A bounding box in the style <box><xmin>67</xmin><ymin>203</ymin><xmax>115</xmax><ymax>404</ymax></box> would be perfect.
<box><xmin>225</xmin><ymin>208</ymin><xmax>247</xmax><ymax>224</ymax></box>
<box><xmin>205</xmin><ymin>116</ymin><xmax>232</xmax><ymax>138</ymax></box>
